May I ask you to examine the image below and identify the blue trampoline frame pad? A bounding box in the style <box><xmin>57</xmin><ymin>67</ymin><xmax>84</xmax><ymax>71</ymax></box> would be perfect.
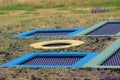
<box><xmin>2</xmin><ymin>52</ymin><xmax>99</xmax><ymax>68</ymax></box>
<box><xmin>12</xmin><ymin>28</ymin><xmax>86</xmax><ymax>38</ymax></box>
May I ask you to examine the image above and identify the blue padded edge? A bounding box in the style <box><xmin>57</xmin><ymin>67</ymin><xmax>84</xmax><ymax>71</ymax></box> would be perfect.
<box><xmin>1</xmin><ymin>52</ymin><xmax>99</xmax><ymax>68</ymax></box>
<box><xmin>66</xmin><ymin>28</ymin><xmax>86</xmax><ymax>36</ymax></box>
<box><xmin>11</xmin><ymin>28</ymin><xmax>86</xmax><ymax>38</ymax></box>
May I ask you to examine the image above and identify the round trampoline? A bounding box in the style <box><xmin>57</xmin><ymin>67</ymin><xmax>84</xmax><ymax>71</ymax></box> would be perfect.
<box><xmin>30</xmin><ymin>40</ymin><xmax>84</xmax><ymax>49</ymax></box>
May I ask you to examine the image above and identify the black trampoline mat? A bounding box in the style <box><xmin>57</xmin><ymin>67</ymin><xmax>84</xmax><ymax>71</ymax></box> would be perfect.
<box><xmin>101</xmin><ymin>49</ymin><xmax>120</xmax><ymax>66</ymax></box>
<box><xmin>21</xmin><ymin>56</ymin><xmax>83</xmax><ymax>66</ymax></box>
<box><xmin>87</xmin><ymin>22</ymin><xmax>120</xmax><ymax>35</ymax></box>
<box><xmin>43</xmin><ymin>43</ymin><xmax>71</xmax><ymax>47</ymax></box>
<box><xmin>27</xmin><ymin>31</ymin><xmax>75</xmax><ymax>36</ymax></box>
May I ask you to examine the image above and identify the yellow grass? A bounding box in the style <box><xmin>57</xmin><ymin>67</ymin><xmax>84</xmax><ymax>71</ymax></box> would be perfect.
<box><xmin>0</xmin><ymin>0</ymin><xmax>120</xmax><ymax>8</ymax></box>
<box><xmin>0</xmin><ymin>1</ymin><xmax>120</xmax><ymax>80</ymax></box>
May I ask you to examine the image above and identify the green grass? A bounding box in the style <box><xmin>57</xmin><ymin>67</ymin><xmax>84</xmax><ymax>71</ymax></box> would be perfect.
<box><xmin>0</xmin><ymin>11</ymin><xmax>9</xmax><ymax>14</ymax></box>
<box><xmin>56</xmin><ymin>7</ymin><xmax>71</xmax><ymax>10</ymax></box>
<box><xmin>71</xmin><ymin>10</ymin><xmax>87</xmax><ymax>14</ymax></box>
<box><xmin>0</xmin><ymin>2</ymin><xmax>65</xmax><ymax>11</ymax></box>
<box><xmin>0</xmin><ymin>3</ymin><xmax>37</xmax><ymax>11</ymax></box>
<box><xmin>1</xmin><ymin>0</ymin><xmax>120</xmax><ymax>11</ymax></box>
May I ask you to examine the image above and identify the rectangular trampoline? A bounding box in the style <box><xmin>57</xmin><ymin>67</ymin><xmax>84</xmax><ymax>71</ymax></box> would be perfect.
<box><xmin>84</xmin><ymin>38</ymin><xmax>120</xmax><ymax>68</ymax></box>
<box><xmin>21</xmin><ymin>56</ymin><xmax>83</xmax><ymax>66</ymax></box>
<box><xmin>88</xmin><ymin>22</ymin><xmax>120</xmax><ymax>35</ymax></box>
<box><xmin>101</xmin><ymin>48</ymin><xmax>120</xmax><ymax>66</ymax></box>
<box><xmin>75</xmin><ymin>21</ymin><xmax>120</xmax><ymax>36</ymax></box>
<box><xmin>12</xmin><ymin>28</ymin><xmax>85</xmax><ymax>38</ymax></box>
<box><xmin>27</xmin><ymin>31</ymin><xmax>74</xmax><ymax>36</ymax></box>
<box><xmin>2</xmin><ymin>52</ymin><xmax>98</xmax><ymax>68</ymax></box>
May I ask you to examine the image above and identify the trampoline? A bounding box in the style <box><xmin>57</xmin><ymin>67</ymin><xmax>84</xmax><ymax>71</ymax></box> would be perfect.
<box><xmin>30</xmin><ymin>40</ymin><xmax>84</xmax><ymax>49</ymax></box>
<box><xmin>84</xmin><ymin>38</ymin><xmax>120</xmax><ymax>68</ymax></box>
<box><xmin>28</xmin><ymin>31</ymin><xmax>73</xmax><ymax>36</ymax></box>
<box><xmin>11</xmin><ymin>28</ymin><xmax>85</xmax><ymax>38</ymax></box>
<box><xmin>101</xmin><ymin>48</ymin><xmax>120</xmax><ymax>66</ymax></box>
<box><xmin>75</xmin><ymin>21</ymin><xmax>120</xmax><ymax>36</ymax></box>
<box><xmin>21</xmin><ymin>56</ymin><xmax>83</xmax><ymax>66</ymax></box>
<box><xmin>2</xmin><ymin>52</ymin><xmax>99</xmax><ymax>68</ymax></box>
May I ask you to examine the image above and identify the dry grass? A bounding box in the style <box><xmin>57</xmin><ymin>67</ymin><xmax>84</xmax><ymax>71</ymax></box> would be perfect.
<box><xmin>0</xmin><ymin>1</ymin><xmax>120</xmax><ymax>79</ymax></box>
<box><xmin>0</xmin><ymin>68</ymin><xmax>120</xmax><ymax>80</ymax></box>
<box><xmin>0</xmin><ymin>8</ymin><xmax>120</xmax><ymax>38</ymax></box>
<box><xmin>0</xmin><ymin>0</ymin><xmax>39</xmax><ymax>4</ymax></box>
<box><xmin>0</xmin><ymin>0</ymin><xmax>120</xmax><ymax>8</ymax></box>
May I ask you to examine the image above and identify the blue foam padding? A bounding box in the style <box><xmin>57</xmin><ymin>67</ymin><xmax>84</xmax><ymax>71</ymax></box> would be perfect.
<box><xmin>88</xmin><ymin>22</ymin><xmax>120</xmax><ymax>35</ymax></box>
<box><xmin>11</xmin><ymin>28</ymin><xmax>86</xmax><ymax>38</ymax></box>
<box><xmin>2</xmin><ymin>52</ymin><xmax>99</xmax><ymax>68</ymax></box>
<box><xmin>101</xmin><ymin>49</ymin><xmax>120</xmax><ymax>66</ymax></box>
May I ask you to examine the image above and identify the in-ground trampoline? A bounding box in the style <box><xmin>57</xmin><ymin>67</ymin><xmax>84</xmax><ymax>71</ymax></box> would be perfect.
<box><xmin>84</xmin><ymin>38</ymin><xmax>120</xmax><ymax>68</ymax></box>
<box><xmin>75</xmin><ymin>21</ymin><xmax>120</xmax><ymax>36</ymax></box>
<box><xmin>12</xmin><ymin>28</ymin><xmax>85</xmax><ymax>38</ymax></box>
<box><xmin>2</xmin><ymin>52</ymin><xmax>99</xmax><ymax>68</ymax></box>
<box><xmin>30</xmin><ymin>40</ymin><xmax>84</xmax><ymax>49</ymax></box>
<box><xmin>101</xmin><ymin>48</ymin><xmax>120</xmax><ymax>66</ymax></box>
